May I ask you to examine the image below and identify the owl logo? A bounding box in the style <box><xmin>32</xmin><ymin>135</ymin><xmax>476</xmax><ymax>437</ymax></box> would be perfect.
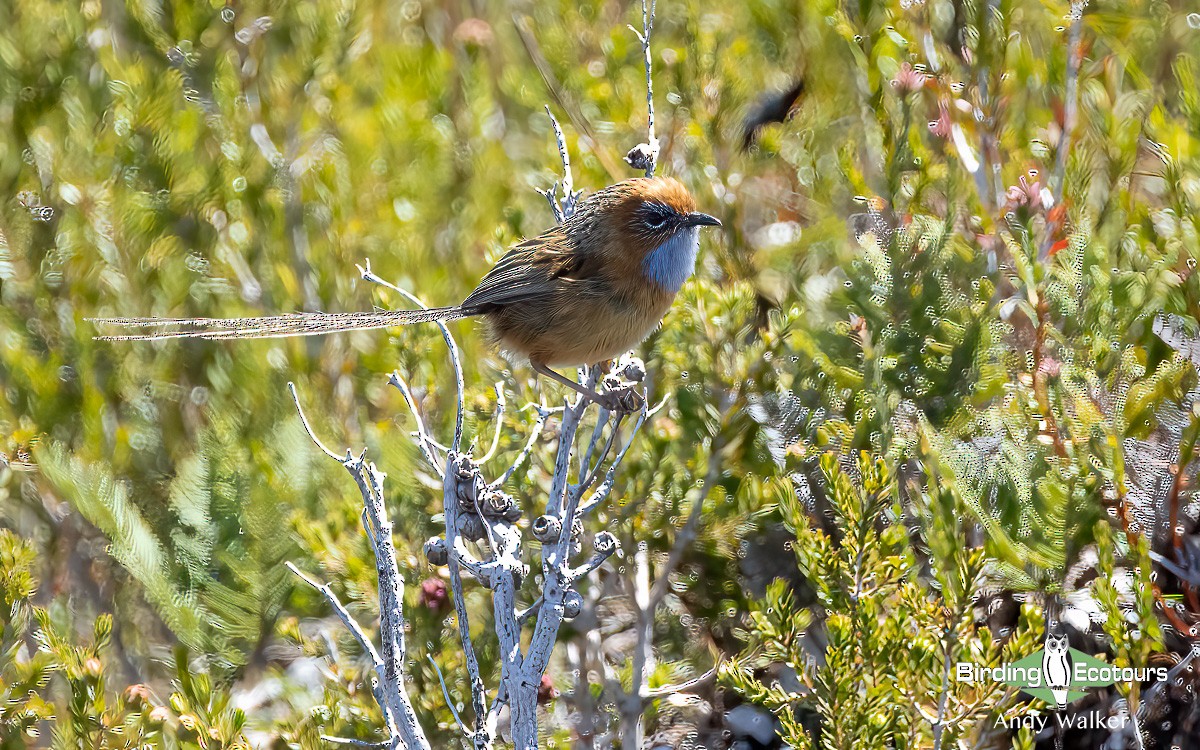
<box><xmin>1041</xmin><ymin>630</ymin><xmax>1073</xmax><ymax>710</ymax></box>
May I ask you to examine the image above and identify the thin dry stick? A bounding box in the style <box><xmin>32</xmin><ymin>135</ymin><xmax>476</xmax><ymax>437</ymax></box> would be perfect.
<box><xmin>427</xmin><ymin>654</ymin><xmax>471</xmax><ymax>735</ymax></box>
<box><xmin>287</xmin><ymin>382</ymin><xmax>342</xmax><ymax>461</ymax></box>
<box><xmin>389</xmin><ymin>370</ymin><xmax>444</xmax><ymax>477</ymax></box>
<box><xmin>1039</xmin><ymin>2</ymin><xmax>1086</xmax><ymax>260</ymax></box>
<box><xmin>580</xmin><ymin>408</ymin><xmax>613</xmax><ymax>477</ymax></box>
<box><xmin>541</xmin><ymin>107</ymin><xmax>583</xmax><ymax>221</ymax></box>
<box><xmin>491</xmin><ymin>405</ymin><xmax>551</xmax><ymax>489</ymax></box>
<box><xmin>286</xmin><ymin>562</ymin><xmax>384</xmax><ymax>669</ymax></box>
<box><xmin>478</xmin><ymin>383</ymin><xmax>507</xmax><ymax>464</ymax></box>
<box><xmin>359</xmin><ymin>258</ymin><xmax>465</xmax><ymax>450</ymax></box>
<box><xmin>578</xmin><ymin>401</ymin><xmax>659</xmax><ymax>515</ymax></box>
<box><xmin>285</xmin><ymin>390</ymin><xmax>430</xmax><ymax>750</ymax></box>
<box><xmin>318</xmin><ymin>737</ymin><xmax>391</xmax><ymax>748</ymax></box>
<box><xmin>439</xmin><ymin>469</ymin><xmax>491</xmax><ymax>745</ymax></box>
<box><xmin>512</xmin><ymin>14</ymin><xmax>625</xmax><ymax>180</ymax></box>
<box><xmin>642</xmin><ymin>665</ymin><xmax>719</xmax><ymax>699</ymax></box>
<box><xmin>628</xmin><ymin>0</ymin><xmax>659</xmax><ymax>177</ymax></box>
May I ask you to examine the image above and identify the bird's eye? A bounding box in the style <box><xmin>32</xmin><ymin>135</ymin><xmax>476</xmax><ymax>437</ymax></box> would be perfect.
<box><xmin>644</xmin><ymin>207</ymin><xmax>671</xmax><ymax>230</ymax></box>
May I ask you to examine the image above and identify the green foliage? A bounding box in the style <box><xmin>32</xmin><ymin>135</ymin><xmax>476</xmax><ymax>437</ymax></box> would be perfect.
<box><xmin>0</xmin><ymin>529</ymin><xmax>248</xmax><ymax>749</ymax></box>
<box><xmin>35</xmin><ymin>418</ymin><xmax>301</xmax><ymax>676</ymax></box>
<box><xmin>1</xmin><ymin>0</ymin><xmax>1198</xmax><ymax>746</ymax></box>
<box><xmin>725</xmin><ymin>453</ymin><xmax>1031</xmax><ymax>749</ymax></box>
<box><xmin>0</xmin><ymin>530</ymin><xmax>55</xmax><ymax>745</ymax></box>
<box><xmin>724</xmin><ymin>0</ymin><xmax>1200</xmax><ymax>745</ymax></box>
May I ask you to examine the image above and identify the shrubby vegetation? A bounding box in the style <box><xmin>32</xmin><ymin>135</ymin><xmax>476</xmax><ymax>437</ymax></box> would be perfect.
<box><xmin>1</xmin><ymin>0</ymin><xmax>1198</xmax><ymax>748</ymax></box>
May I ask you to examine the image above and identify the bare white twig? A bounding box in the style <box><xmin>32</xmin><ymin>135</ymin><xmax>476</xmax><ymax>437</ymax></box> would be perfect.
<box><xmin>580</xmin><ymin>408</ymin><xmax>613</xmax><ymax>478</ymax></box>
<box><xmin>549</xmin><ymin>107</ymin><xmax>574</xmax><ymax>200</ymax></box>
<box><xmin>540</xmin><ymin>107</ymin><xmax>583</xmax><ymax>221</ymax></box>
<box><xmin>350</xmin><ymin>455</ymin><xmax>429</xmax><ymax>750</ymax></box>
<box><xmin>491</xmin><ymin>404</ymin><xmax>551</xmax><ymax>489</ymax></box>
<box><xmin>287</xmin><ymin>382</ymin><xmax>342</xmax><ymax>461</ymax></box>
<box><xmin>623</xmin><ymin>543</ymin><xmax>655</xmax><ymax>750</ymax></box>
<box><xmin>388</xmin><ymin>371</ymin><xmax>444</xmax><ymax>476</ymax></box>
<box><xmin>516</xmin><ymin>596</ymin><xmax>544</xmax><ymax>626</ymax></box>
<box><xmin>286</xmin><ymin>562</ymin><xmax>383</xmax><ymax>666</ymax></box>
<box><xmin>427</xmin><ymin>654</ymin><xmax>471</xmax><ymax>736</ymax></box>
<box><xmin>318</xmin><ymin>736</ymin><xmax>392</xmax><ymax>748</ymax></box>
<box><xmin>568</xmin><ymin>545</ymin><xmax>618</xmax><ymax>583</ymax></box>
<box><xmin>575</xmin><ymin>414</ymin><xmax>625</xmax><ymax>501</ymax></box>
<box><xmin>451</xmin><ymin>539</ymin><xmax>492</xmax><ymax>581</ymax></box>
<box><xmin>579</xmin><ymin>404</ymin><xmax>654</xmax><ymax>515</ymax></box>
<box><xmin>625</xmin><ymin>0</ymin><xmax>659</xmax><ymax>176</ymax></box>
<box><xmin>287</xmin><ymin>388</ymin><xmax>430</xmax><ymax>748</ymax></box>
<box><xmin>360</xmin><ymin>259</ymin><xmax>465</xmax><ymax>451</ymax></box>
<box><xmin>478</xmin><ymin>383</ymin><xmax>507</xmax><ymax>464</ymax></box>
<box><xmin>438</xmin><ymin>456</ymin><xmax>493</xmax><ymax>748</ymax></box>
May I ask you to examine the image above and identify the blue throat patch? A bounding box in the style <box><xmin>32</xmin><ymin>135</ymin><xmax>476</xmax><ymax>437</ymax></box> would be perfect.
<box><xmin>641</xmin><ymin>227</ymin><xmax>700</xmax><ymax>292</ymax></box>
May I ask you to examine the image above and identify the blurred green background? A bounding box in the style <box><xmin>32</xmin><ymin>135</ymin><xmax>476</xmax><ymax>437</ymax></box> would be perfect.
<box><xmin>2</xmin><ymin>0</ymin><xmax>1199</xmax><ymax>747</ymax></box>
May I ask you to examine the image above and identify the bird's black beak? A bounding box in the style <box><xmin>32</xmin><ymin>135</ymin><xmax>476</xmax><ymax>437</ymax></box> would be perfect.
<box><xmin>686</xmin><ymin>212</ymin><xmax>722</xmax><ymax>227</ymax></box>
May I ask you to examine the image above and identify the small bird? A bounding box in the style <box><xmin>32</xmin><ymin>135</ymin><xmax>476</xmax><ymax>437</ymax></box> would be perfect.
<box><xmin>92</xmin><ymin>177</ymin><xmax>721</xmax><ymax>410</ymax></box>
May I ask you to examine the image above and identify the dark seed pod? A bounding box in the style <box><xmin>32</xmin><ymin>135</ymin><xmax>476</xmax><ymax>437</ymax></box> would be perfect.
<box><xmin>459</xmin><ymin>514</ymin><xmax>486</xmax><ymax>542</ymax></box>
<box><xmin>615</xmin><ymin>355</ymin><xmax>646</xmax><ymax>383</ymax></box>
<box><xmin>423</xmin><ymin>537</ymin><xmax>449</xmax><ymax>566</ymax></box>
<box><xmin>482</xmin><ymin>490</ymin><xmax>514</xmax><ymax>519</ymax></box>
<box><xmin>457</xmin><ymin>478</ymin><xmax>478</xmax><ymax>510</ymax></box>
<box><xmin>624</xmin><ymin>142</ymin><xmax>657</xmax><ymax>172</ymax></box>
<box><xmin>563</xmin><ymin>589</ymin><xmax>583</xmax><ymax>619</ymax></box>
<box><xmin>532</xmin><ymin>515</ymin><xmax>562</xmax><ymax>542</ymax></box>
<box><xmin>593</xmin><ymin>531</ymin><xmax>619</xmax><ymax>555</ymax></box>
<box><xmin>453</xmin><ymin>454</ymin><xmax>474</xmax><ymax>479</ymax></box>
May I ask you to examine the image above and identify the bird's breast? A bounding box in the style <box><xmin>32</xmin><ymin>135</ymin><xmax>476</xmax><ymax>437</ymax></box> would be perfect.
<box><xmin>640</xmin><ymin>227</ymin><xmax>700</xmax><ymax>293</ymax></box>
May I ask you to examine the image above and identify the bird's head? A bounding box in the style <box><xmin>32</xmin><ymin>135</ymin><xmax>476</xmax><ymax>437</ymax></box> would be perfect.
<box><xmin>571</xmin><ymin>177</ymin><xmax>721</xmax><ymax>293</ymax></box>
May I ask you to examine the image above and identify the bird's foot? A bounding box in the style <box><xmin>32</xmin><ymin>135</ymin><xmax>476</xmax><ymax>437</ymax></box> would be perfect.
<box><xmin>594</xmin><ymin>385</ymin><xmax>645</xmax><ymax>413</ymax></box>
<box><xmin>592</xmin><ymin>355</ymin><xmax>646</xmax><ymax>412</ymax></box>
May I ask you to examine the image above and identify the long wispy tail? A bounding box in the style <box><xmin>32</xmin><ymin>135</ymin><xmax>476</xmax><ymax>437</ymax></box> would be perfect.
<box><xmin>89</xmin><ymin>306</ymin><xmax>470</xmax><ymax>341</ymax></box>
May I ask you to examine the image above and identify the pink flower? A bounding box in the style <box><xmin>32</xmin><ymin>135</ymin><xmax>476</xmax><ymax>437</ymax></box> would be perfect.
<box><xmin>148</xmin><ymin>706</ymin><xmax>171</xmax><ymax>724</ymax></box>
<box><xmin>927</xmin><ymin>103</ymin><xmax>952</xmax><ymax>139</ymax></box>
<box><xmin>419</xmin><ymin>577</ymin><xmax>449</xmax><ymax>611</ymax></box>
<box><xmin>1037</xmin><ymin>357</ymin><xmax>1062</xmax><ymax>378</ymax></box>
<box><xmin>453</xmin><ymin>18</ymin><xmax>493</xmax><ymax>48</ymax></box>
<box><xmin>1005</xmin><ymin>175</ymin><xmax>1043</xmax><ymax>212</ymax></box>
<box><xmin>537</xmin><ymin>674</ymin><xmax>558</xmax><ymax>704</ymax></box>
<box><xmin>891</xmin><ymin>63</ymin><xmax>927</xmax><ymax>95</ymax></box>
<box><xmin>124</xmin><ymin>684</ymin><xmax>153</xmax><ymax>706</ymax></box>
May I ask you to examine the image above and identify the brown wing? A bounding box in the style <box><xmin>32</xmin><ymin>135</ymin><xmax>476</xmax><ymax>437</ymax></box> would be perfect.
<box><xmin>461</xmin><ymin>229</ymin><xmax>603</xmax><ymax>310</ymax></box>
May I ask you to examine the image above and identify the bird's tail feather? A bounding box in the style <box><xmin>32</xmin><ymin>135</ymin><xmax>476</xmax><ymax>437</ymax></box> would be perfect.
<box><xmin>89</xmin><ymin>306</ymin><xmax>469</xmax><ymax>341</ymax></box>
